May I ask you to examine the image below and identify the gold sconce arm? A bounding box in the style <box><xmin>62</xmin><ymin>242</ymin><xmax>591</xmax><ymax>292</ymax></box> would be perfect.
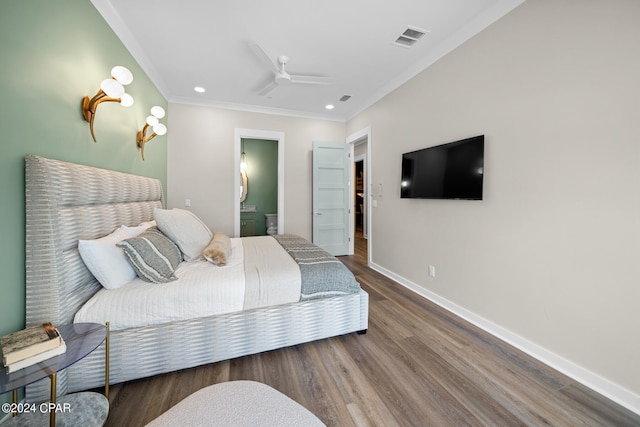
<box><xmin>82</xmin><ymin>91</ymin><xmax>129</xmax><ymax>142</ymax></box>
<box><xmin>136</xmin><ymin>106</ymin><xmax>167</xmax><ymax>160</ymax></box>
<box><xmin>137</xmin><ymin>123</ymin><xmax>157</xmax><ymax>160</ymax></box>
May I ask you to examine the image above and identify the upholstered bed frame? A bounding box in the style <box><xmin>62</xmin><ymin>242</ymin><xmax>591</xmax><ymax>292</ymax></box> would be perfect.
<box><xmin>25</xmin><ymin>155</ymin><xmax>368</xmax><ymax>401</ymax></box>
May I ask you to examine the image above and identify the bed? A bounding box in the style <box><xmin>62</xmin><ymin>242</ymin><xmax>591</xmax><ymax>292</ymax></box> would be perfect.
<box><xmin>24</xmin><ymin>154</ymin><xmax>368</xmax><ymax>402</ymax></box>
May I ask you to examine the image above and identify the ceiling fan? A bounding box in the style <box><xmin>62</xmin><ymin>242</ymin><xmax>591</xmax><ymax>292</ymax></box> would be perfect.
<box><xmin>249</xmin><ymin>43</ymin><xmax>332</xmax><ymax>97</ymax></box>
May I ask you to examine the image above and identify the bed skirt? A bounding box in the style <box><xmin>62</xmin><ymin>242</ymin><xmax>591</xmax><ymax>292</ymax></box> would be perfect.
<box><xmin>27</xmin><ymin>290</ymin><xmax>368</xmax><ymax>401</ymax></box>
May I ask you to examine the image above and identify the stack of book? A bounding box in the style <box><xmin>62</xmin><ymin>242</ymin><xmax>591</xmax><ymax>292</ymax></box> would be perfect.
<box><xmin>1</xmin><ymin>322</ymin><xmax>66</xmax><ymax>374</ymax></box>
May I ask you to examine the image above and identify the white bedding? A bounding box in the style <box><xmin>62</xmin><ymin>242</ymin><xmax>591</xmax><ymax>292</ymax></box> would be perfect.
<box><xmin>74</xmin><ymin>236</ymin><xmax>302</xmax><ymax>330</ymax></box>
<box><xmin>241</xmin><ymin>236</ymin><xmax>301</xmax><ymax>310</ymax></box>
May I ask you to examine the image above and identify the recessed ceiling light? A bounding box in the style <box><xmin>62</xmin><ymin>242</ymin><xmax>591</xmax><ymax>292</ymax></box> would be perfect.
<box><xmin>194</xmin><ymin>86</ymin><xmax>206</xmax><ymax>93</ymax></box>
<box><xmin>325</xmin><ymin>104</ymin><xmax>334</xmax><ymax>110</ymax></box>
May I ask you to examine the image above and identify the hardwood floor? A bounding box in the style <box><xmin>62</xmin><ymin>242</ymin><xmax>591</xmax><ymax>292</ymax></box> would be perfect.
<box><xmin>103</xmin><ymin>232</ymin><xmax>640</xmax><ymax>426</ymax></box>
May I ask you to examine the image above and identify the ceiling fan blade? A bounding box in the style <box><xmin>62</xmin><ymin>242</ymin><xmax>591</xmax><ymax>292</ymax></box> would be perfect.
<box><xmin>258</xmin><ymin>81</ymin><xmax>278</xmax><ymax>97</ymax></box>
<box><xmin>289</xmin><ymin>74</ymin><xmax>332</xmax><ymax>85</ymax></box>
<box><xmin>249</xmin><ymin>42</ymin><xmax>278</xmax><ymax>74</ymax></box>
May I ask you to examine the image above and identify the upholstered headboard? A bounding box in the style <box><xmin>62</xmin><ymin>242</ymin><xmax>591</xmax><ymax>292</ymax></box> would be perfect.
<box><xmin>25</xmin><ymin>155</ymin><xmax>164</xmax><ymax>327</ymax></box>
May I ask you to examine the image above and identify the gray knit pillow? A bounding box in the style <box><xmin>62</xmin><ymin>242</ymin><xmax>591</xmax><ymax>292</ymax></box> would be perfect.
<box><xmin>116</xmin><ymin>227</ymin><xmax>181</xmax><ymax>283</ymax></box>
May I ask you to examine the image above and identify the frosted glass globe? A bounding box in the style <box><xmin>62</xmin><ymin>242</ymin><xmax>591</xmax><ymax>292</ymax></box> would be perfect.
<box><xmin>150</xmin><ymin>106</ymin><xmax>165</xmax><ymax>118</ymax></box>
<box><xmin>120</xmin><ymin>93</ymin><xmax>134</xmax><ymax>107</ymax></box>
<box><xmin>153</xmin><ymin>123</ymin><xmax>167</xmax><ymax>136</ymax></box>
<box><xmin>100</xmin><ymin>79</ymin><xmax>124</xmax><ymax>98</ymax></box>
<box><xmin>111</xmin><ymin>66</ymin><xmax>133</xmax><ymax>85</ymax></box>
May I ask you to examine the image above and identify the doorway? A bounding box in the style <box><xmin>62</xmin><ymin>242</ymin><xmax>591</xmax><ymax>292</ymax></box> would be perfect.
<box><xmin>240</xmin><ymin>138</ymin><xmax>278</xmax><ymax>236</ymax></box>
<box><xmin>347</xmin><ymin>126</ymin><xmax>371</xmax><ymax>264</ymax></box>
<box><xmin>354</xmin><ymin>158</ymin><xmax>365</xmax><ymax>239</ymax></box>
<box><xmin>234</xmin><ymin>129</ymin><xmax>285</xmax><ymax>238</ymax></box>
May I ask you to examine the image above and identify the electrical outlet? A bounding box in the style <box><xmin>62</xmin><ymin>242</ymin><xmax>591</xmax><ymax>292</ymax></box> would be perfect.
<box><xmin>185</xmin><ymin>199</ymin><xmax>191</xmax><ymax>207</ymax></box>
<box><xmin>428</xmin><ymin>265</ymin><xmax>436</xmax><ymax>277</ymax></box>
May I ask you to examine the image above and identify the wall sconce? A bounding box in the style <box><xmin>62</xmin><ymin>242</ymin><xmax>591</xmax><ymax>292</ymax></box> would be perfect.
<box><xmin>81</xmin><ymin>66</ymin><xmax>134</xmax><ymax>142</ymax></box>
<box><xmin>137</xmin><ymin>106</ymin><xmax>167</xmax><ymax>160</ymax></box>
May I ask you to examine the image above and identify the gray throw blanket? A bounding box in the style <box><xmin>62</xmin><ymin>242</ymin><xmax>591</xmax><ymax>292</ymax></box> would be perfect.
<box><xmin>273</xmin><ymin>235</ymin><xmax>361</xmax><ymax>301</ymax></box>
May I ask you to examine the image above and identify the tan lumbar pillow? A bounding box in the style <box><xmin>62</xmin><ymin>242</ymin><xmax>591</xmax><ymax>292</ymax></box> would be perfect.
<box><xmin>203</xmin><ymin>232</ymin><xmax>231</xmax><ymax>266</ymax></box>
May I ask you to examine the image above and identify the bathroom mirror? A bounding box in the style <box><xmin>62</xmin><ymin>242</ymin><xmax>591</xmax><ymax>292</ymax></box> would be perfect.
<box><xmin>240</xmin><ymin>170</ymin><xmax>248</xmax><ymax>203</ymax></box>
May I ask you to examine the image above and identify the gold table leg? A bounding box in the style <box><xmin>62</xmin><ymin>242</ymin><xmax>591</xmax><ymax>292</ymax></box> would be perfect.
<box><xmin>105</xmin><ymin>322</ymin><xmax>110</xmax><ymax>400</ymax></box>
<box><xmin>50</xmin><ymin>371</ymin><xmax>57</xmax><ymax>427</ymax></box>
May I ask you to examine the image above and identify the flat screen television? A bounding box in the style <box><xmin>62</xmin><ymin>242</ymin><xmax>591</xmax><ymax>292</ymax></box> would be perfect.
<box><xmin>400</xmin><ymin>135</ymin><xmax>484</xmax><ymax>200</ymax></box>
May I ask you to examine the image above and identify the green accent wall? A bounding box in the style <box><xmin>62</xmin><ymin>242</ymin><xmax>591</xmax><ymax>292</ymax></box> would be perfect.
<box><xmin>243</xmin><ymin>139</ymin><xmax>278</xmax><ymax>235</ymax></box>
<box><xmin>0</xmin><ymin>0</ymin><xmax>167</xmax><ymax>378</ymax></box>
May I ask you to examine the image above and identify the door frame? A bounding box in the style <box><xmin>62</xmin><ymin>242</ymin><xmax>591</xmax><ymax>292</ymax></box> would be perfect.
<box><xmin>347</xmin><ymin>126</ymin><xmax>372</xmax><ymax>263</ymax></box>
<box><xmin>234</xmin><ymin>128</ymin><xmax>285</xmax><ymax>237</ymax></box>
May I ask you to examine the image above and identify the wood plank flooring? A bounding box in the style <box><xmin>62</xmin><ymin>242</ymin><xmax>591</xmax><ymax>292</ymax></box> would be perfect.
<box><xmin>103</xmin><ymin>233</ymin><xmax>640</xmax><ymax>426</ymax></box>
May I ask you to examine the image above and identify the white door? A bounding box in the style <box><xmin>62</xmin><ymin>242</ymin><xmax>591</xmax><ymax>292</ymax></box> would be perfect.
<box><xmin>312</xmin><ymin>141</ymin><xmax>351</xmax><ymax>256</ymax></box>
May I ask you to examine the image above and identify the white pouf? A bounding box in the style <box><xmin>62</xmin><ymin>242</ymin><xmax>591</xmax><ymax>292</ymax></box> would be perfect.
<box><xmin>145</xmin><ymin>381</ymin><xmax>325</xmax><ymax>427</ymax></box>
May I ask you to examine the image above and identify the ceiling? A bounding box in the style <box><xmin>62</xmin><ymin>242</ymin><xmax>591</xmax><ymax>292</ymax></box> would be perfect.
<box><xmin>91</xmin><ymin>0</ymin><xmax>523</xmax><ymax>121</ymax></box>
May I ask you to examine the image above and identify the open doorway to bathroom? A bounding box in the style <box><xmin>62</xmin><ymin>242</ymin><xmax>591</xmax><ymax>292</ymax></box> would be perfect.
<box><xmin>234</xmin><ymin>129</ymin><xmax>284</xmax><ymax>238</ymax></box>
<box><xmin>240</xmin><ymin>138</ymin><xmax>278</xmax><ymax>236</ymax></box>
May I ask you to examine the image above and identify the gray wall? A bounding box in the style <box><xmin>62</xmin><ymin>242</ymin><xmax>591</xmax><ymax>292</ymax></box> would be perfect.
<box><xmin>348</xmin><ymin>0</ymin><xmax>640</xmax><ymax>402</ymax></box>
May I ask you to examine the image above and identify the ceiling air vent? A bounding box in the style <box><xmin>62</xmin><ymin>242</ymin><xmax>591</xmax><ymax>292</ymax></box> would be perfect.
<box><xmin>394</xmin><ymin>26</ymin><xmax>428</xmax><ymax>48</ymax></box>
<box><xmin>340</xmin><ymin>95</ymin><xmax>351</xmax><ymax>102</ymax></box>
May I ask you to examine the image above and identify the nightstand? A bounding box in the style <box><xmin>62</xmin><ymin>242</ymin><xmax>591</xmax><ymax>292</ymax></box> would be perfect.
<box><xmin>0</xmin><ymin>323</ymin><xmax>109</xmax><ymax>427</ymax></box>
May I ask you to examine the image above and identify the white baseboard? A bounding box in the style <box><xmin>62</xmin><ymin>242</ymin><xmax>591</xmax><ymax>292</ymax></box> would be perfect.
<box><xmin>369</xmin><ymin>261</ymin><xmax>640</xmax><ymax>416</ymax></box>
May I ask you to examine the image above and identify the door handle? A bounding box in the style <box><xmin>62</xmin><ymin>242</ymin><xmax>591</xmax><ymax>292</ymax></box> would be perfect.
<box><xmin>314</xmin><ymin>212</ymin><xmax>323</xmax><ymax>215</ymax></box>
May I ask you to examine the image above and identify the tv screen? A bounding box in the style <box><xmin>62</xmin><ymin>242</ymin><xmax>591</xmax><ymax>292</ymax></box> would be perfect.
<box><xmin>400</xmin><ymin>135</ymin><xmax>484</xmax><ymax>200</ymax></box>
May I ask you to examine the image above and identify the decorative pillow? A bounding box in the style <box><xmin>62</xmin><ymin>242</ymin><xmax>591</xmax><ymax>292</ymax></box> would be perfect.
<box><xmin>121</xmin><ymin>220</ymin><xmax>156</xmax><ymax>237</ymax></box>
<box><xmin>154</xmin><ymin>208</ymin><xmax>212</xmax><ymax>261</ymax></box>
<box><xmin>116</xmin><ymin>227</ymin><xmax>182</xmax><ymax>283</ymax></box>
<box><xmin>203</xmin><ymin>232</ymin><xmax>231</xmax><ymax>266</ymax></box>
<box><xmin>78</xmin><ymin>228</ymin><xmax>137</xmax><ymax>290</ymax></box>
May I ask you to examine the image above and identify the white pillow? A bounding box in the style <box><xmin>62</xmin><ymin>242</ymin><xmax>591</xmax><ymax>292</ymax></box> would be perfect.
<box><xmin>121</xmin><ymin>220</ymin><xmax>157</xmax><ymax>237</ymax></box>
<box><xmin>78</xmin><ymin>228</ymin><xmax>137</xmax><ymax>290</ymax></box>
<box><xmin>154</xmin><ymin>208</ymin><xmax>212</xmax><ymax>261</ymax></box>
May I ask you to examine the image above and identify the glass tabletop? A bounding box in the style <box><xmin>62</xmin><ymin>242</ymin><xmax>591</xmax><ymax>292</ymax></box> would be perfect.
<box><xmin>0</xmin><ymin>323</ymin><xmax>106</xmax><ymax>394</ymax></box>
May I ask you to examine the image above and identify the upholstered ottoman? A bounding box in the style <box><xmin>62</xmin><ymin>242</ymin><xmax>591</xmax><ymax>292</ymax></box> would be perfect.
<box><xmin>146</xmin><ymin>381</ymin><xmax>325</xmax><ymax>426</ymax></box>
